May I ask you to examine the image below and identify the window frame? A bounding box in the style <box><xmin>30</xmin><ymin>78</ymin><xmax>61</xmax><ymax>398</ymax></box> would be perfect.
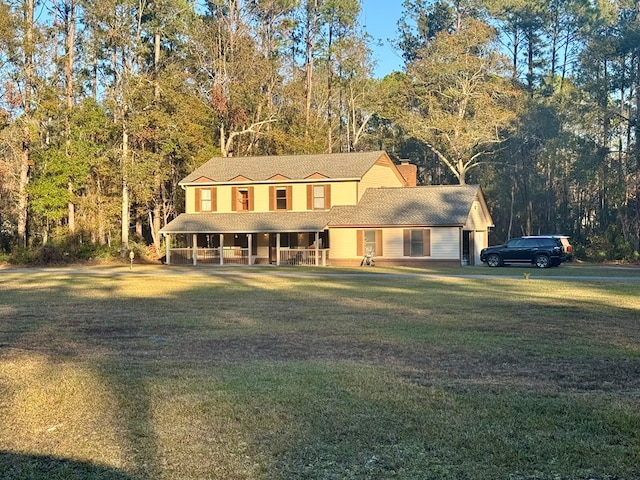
<box><xmin>194</xmin><ymin>187</ymin><xmax>216</xmax><ymax>212</ymax></box>
<box><xmin>232</xmin><ymin>186</ymin><xmax>254</xmax><ymax>211</ymax></box>
<box><xmin>307</xmin><ymin>184</ymin><xmax>331</xmax><ymax>210</ymax></box>
<box><xmin>269</xmin><ymin>185</ymin><xmax>292</xmax><ymax>211</ymax></box>
<box><xmin>403</xmin><ymin>229</ymin><xmax>431</xmax><ymax>257</ymax></box>
<box><xmin>357</xmin><ymin>229</ymin><xmax>383</xmax><ymax>257</ymax></box>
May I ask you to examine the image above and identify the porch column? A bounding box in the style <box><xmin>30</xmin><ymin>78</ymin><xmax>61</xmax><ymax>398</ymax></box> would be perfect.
<box><xmin>247</xmin><ymin>233</ymin><xmax>253</xmax><ymax>265</ymax></box>
<box><xmin>220</xmin><ymin>234</ymin><xmax>224</xmax><ymax>265</ymax></box>
<box><xmin>192</xmin><ymin>233</ymin><xmax>198</xmax><ymax>266</ymax></box>
<box><xmin>165</xmin><ymin>234</ymin><xmax>171</xmax><ymax>265</ymax></box>
<box><xmin>315</xmin><ymin>231</ymin><xmax>320</xmax><ymax>266</ymax></box>
<box><xmin>276</xmin><ymin>233</ymin><xmax>281</xmax><ymax>266</ymax></box>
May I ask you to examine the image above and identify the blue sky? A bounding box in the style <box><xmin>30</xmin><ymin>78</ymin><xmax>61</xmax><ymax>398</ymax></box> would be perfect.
<box><xmin>360</xmin><ymin>0</ymin><xmax>405</xmax><ymax>77</ymax></box>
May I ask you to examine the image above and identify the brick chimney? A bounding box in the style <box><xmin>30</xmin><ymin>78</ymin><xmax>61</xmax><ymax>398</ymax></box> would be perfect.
<box><xmin>397</xmin><ymin>161</ymin><xmax>417</xmax><ymax>187</ymax></box>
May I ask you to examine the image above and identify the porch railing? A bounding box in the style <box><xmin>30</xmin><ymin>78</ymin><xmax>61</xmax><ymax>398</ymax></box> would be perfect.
<box><xmin>279</xmin><ymin>248</ymin><xmax>328</xmax><ymax>266</ymax></box>
<box><xmin>166</xmin><ymin>246</ymin><xmax>327</xmax><ymax>266</ymax></box>
<box><xmin>166</xmin><ymin>247</ymin><xmax>249</xmax><ymax>265</ymax></box>
<box><xmin>221</xmin><ymin>247</ymin><xmax>249</xmax><ymax>264</ymax></box>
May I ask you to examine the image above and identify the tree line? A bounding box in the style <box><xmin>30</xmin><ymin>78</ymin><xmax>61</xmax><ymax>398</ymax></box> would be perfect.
<box><xmin>0</xmin><ymin>0</ymin><xmax>638</xmax><ymax>262</ymax></box>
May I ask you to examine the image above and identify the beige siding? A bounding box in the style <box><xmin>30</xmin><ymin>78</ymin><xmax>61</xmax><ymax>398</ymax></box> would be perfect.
<box><xmin>186</xmin><ymin>180</ymin><xmax>360</xmax><ymax>213</ymax></box>
<box><xmin>379</xmin><ymin>227</ymin><xmax>460</xmax><ymax>259</ymax></box>
<box><xmin>329</xmin><ymin>227</ymin><xmax>461</xmax><ymax>261</ymax></box>
<box><xmin>358</xmin><ymin>164</ymin><xmax>404</xmax><ymax>199</ymax></box>
<box><xmin>424</xmin><ymin>227</ymin><xmax>460</xmax><ymax>259</ymax></box>
<box><xmin>326</xmin><ymin>181</ymin><xmax>359</xmax><ymax>207</ymax></box>
<box><xmin>328</xmin><ymin>228</ymin><xmax>358</xmax><ymax>259</ymax></box>
<box><xmin>465</xmin><ymin>200</ymin><xmax>490</xmax><ymax>231</ymax></box>
<box><xmin>185</xmin><ymin>187</ymin><xmax>195</xmax><ymax>213</ymax></box>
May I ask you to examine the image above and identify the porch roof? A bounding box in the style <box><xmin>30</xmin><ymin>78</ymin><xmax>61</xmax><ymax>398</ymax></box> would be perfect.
<box><xmin>160</xmin><ymin>211</ymin><xmax>331</xmax><ymax>234</ymax></box>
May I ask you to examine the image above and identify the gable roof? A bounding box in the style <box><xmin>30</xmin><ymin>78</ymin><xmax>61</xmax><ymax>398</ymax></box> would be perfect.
<box><xmin>180</xmin><ymin>151</ymin><xmax>392</xmax><ymax>185</ymax></box>
<box><xmin>329</xmin><ymin>185</ymin><xmax>490</xmax><ymax>227</ymax></box>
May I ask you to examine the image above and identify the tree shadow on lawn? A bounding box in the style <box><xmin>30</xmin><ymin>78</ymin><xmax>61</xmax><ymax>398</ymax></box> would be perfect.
<box><xmin>1</xmin><ymin>271</ymin><xmax>639</xmax><ymax>479</ymax></box>
<box><xmin>0</xmin><ymin>452</ymin><xmax>136</xmax><ymax>480</ymax></box>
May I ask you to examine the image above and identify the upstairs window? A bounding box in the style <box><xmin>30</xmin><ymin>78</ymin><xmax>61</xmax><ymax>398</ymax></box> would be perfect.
<box><xmin>269</xmin><ymin>186</ymin><xmax>292</xmax><ymax>211</ymax></box>
<box><xmin>276</xmin><ymin>188</ymin><xmax>287</xmax><ymax>209</ymax></box>
<box><xmin>307</xmin><ymin>184</ymin><xmax>331</xmax><ymax>210</ymax></box>
<box><xmin>232</xmin><ymin>187</ymin><xmax>254</xmax><ymax>211</ymax></box>
<box><xmin>239</xmin><ymin>189</ymin><xmax>250</xmax><ymax>210</ymax></box>
<box><xmin>195</xmin><ymin>188</ymin><xmax>216</xmax><ymax>212</ymax></box>
<box><xmin>201</xmin><ymin>189</ymin><xmax>212</xmax><ymax>211</ymax></box>
<box><xmin>313</xmin><ymin>185</ymin><xmax>325</xmax><ymax>209</ymax></box>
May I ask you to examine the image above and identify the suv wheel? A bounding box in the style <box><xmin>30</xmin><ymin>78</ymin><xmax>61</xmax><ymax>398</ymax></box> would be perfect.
<box><xmin>534</xmin><ymin>254</ymin><xmax>551</xmax><ymax>268</ymax></box>
<box><xmin>486</xmin><ymin>253</ymin><xmax>502</xmax><ymax>267</ymax></box>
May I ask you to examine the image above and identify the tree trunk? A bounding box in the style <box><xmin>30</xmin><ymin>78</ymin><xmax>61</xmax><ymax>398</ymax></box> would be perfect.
<box><xmin>304</xmin><ymin>0</ymin><xmax>318</xmax><ymax>137</ymax></box>
<box><xmin>17</xmin><ymin>0</ymin><xmax>35</xmax><ymax>248</ymax></box>
<box><xmin>121</xmin><ymin>124</ymin><xmax>130</xmax><ymax>253</ymax></box>
<box><xmin>65</xmin><ymin>0</ymin><xmax>77</xmax><ymax>235</ymax></box>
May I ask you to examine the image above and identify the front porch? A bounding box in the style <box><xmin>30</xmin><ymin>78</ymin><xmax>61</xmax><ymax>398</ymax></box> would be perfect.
<box><xmin>163</xmin><ymin>232</ymin><xmax>329</xmax><ymax>266</ymax></box>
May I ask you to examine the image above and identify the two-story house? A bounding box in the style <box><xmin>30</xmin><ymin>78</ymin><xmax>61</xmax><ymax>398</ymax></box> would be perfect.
<box><xmin>159</xmin><ymin>151</ymin><xmax>494</xmax><ymax>266</ymax></box>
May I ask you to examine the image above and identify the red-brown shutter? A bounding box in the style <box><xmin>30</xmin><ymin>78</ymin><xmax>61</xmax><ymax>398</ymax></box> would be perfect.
<box><xmin>269</xmin><ymin>186</ymin><xmax>275</xmax><ymax>211</ymax></box>
<box><xmin>286</xmin><ymin>186</ymin><xmax>292</xmax><ymax>210</ymax></box>
<box><xmin>195</xmin><ymin>188</ymin><xmax>202</xmax><ymax>213</ymax></box>
<box><xmin>248</xmin><ymin>187</ymin><xmax>254</xmax><ymax>211</ymax></box>
<box><xmin>403</xmin><ymin>230</ymin><xmax>411</xmax><ymax>256</ymax></box>
<box><xmin>375</xmin><ymin>230</ymin><xmax>383</xmax><ymax>256</ymax></box>
<box><xmin>210</xmin><ymin>187</ymin><xmax>217</xmax><ymax>212</ymax></box>
<box><xmin>423</xmin><ymin>229</ymin><xmax>431</xmax><ymax>256</ymax></box>
<box><xmin>307</xmin><ymin>185</ymin><xmax>313</xmax><ymax>210</ymax></box>
<box><xmin>356</xmin><ymin>230</ymin><xmax>363</xmax><ymax>257</ymax></box>
<box><xmin>231</xmin><ymin>187</ymin><xmax>238</xmax><ymax>211</ymax></box>
<box><xmin>324</xmin><ymin>185</ymin><xmax>331</xmax><ymax>209</ymax></box>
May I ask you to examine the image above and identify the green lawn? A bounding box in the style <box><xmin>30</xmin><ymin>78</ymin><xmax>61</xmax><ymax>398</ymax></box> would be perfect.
<box><xmin>0</xmin><ymin>266</ymin><xmax>638</xmax><ymax>479</ymax></box>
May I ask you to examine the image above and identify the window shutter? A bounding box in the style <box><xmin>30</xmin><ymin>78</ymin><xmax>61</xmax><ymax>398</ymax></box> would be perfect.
<box><xmin>286</xmin><ymin>186</ymin><xmax>292</xmax><ymax>210</ymax></box>
<box><xmin>248</xmin><ymin>187</ymin><xmax>254</xmax><ymax>211</ymax></box>
<box><xmin>403</xmin><ymin>230</ymin><xmax>411</xmax><ymax>256</ymax></box>
<box><xmin>423</xmin><ymin>229</ymin><xmax>431</xmax><ymax>256</ymax></box>
<box><xmin>307</xmin><ymin>185</ymin><xmax>313</xmax><ymax>210</ymax></box>
<box><xmin>375</xmin><ymin>230</ymin><xmax>383</xmax><ymax>256</ymax></box>
<box><xmin>356</xmin><ymin>230</ymin><xmax>363</xmax><ymax>257</ymax></box>
<box><xmin>195</xmin><ymin>188</ymin><xmax>202</xmax><ymax>213</ymax></box>
<box><xmin>269</xmin><ymin>186</ymin><xmax>275</xmax><ymax>211</ymax></box>
<box><xmin>210</xmin><ymin>188</ymin><xmax>217</xmax><ymax>212</ymax></box>
<box><xmin>231</xmin><ymin>187</ymin><xmax>238</xmax><ymax>211</ymax></box>
<box><xmin>324</xmin><ymin>185</ymin><xmax>331</xmax><ymax>209</ymax></box>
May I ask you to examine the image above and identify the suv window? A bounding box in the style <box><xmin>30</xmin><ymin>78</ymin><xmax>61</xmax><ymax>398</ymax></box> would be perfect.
<box><xmin>536</xmin><ymin>238</ymin><xmax>557</xmax><ymax>247</ymax></box>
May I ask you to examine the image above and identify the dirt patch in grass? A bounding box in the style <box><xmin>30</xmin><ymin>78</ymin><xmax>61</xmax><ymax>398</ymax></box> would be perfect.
<box><xmin>5</xmin><ymin>324</ymin><xmax>638</xmax><ymax>398</ymax></box>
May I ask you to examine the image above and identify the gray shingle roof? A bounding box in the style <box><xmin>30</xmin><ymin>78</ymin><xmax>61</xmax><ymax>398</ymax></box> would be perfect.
<box><xmin>160</xmin><ymin>211</ymin><xmax>331</xmax><ymax>234</ymax></box>
<box><xmin>328</xmin><ymin>185</ymin><xmax>483</xmax><ymax>227</ymax></box>
<box><xmin>180</xmin><ymin>151</ymin><xmax>389</xmax><ymax>184</ymax></box>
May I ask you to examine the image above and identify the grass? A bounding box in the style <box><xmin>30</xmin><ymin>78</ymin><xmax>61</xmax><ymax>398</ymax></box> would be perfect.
<box><xmin>0</xmin><ymin>266</ymin><xmax>639</xmax><ymax>479</ymax></box>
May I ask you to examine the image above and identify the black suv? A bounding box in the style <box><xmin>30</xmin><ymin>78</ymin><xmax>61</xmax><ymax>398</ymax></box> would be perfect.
<box><xmin>480</xmin><ymin>236</ymin><xmax>573</xmax><ymax>268</ymax></box>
